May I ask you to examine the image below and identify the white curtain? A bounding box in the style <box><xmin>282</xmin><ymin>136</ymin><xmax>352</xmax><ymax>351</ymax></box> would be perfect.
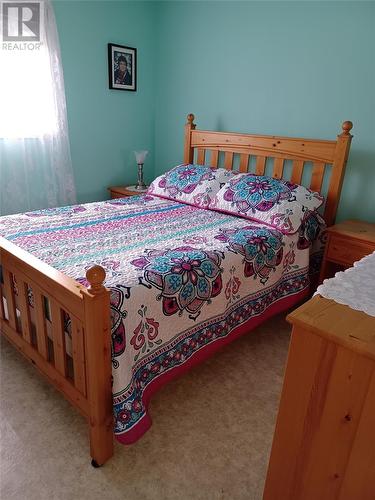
<box><xmin>0</xmin><ymin>0</ymin><xmax>76</xmax><ymax>215</ymax></box>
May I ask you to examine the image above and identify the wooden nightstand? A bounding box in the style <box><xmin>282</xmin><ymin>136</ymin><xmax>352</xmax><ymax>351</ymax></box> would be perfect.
<box><xmin>108</xmin><ymin>185</ymin><xmax>148</xmax><ymax>199</ymax></box>
<box><xmin>319</xmin><ymin>220</ymin><xmax>375</xmax><ymax>283</ymax></box>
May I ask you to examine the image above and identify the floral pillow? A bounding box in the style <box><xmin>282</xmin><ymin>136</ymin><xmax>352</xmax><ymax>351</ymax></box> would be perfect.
<box><xmin>210</xmin><ymin>173</ymin><xmax>324</xmax><ymax>234</ymax></box>
<box><xmin>148</xmin><ymin>164</ymin><xmax>234</xmax><ymax>208</ymax></box>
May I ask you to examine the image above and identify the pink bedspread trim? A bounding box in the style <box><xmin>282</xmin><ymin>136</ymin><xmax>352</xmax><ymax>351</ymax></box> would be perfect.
<box><xmin>115</xmin><ymin>289</ymin><xmax>307</xmax><ymax>445</ymax></box>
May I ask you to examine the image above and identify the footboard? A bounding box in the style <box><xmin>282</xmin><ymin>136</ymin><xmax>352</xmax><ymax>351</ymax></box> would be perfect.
<box><xmin>0</xmin><ymin>237</ymin><xmax>113</xmax><ymax>466</ymax></box>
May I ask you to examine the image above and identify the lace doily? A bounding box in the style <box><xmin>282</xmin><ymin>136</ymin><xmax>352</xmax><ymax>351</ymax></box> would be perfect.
<box><xmin>316</xmin><ymin>251</ymin><xmax>375</xmax><ymax>317</ymax></box>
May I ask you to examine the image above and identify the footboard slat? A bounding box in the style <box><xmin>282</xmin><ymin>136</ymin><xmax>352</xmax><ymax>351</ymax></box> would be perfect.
<box><xmin>34</xmin><ymin>288</ymin><xmax>49</xmax><ymax>360</ymax></box>
<box><xmin>71</xmin><ymin>318</ymin><xmax>87</xmax><ymax>396</ymax></box>
<box><xmin>3</xmin><ymin>270</ymin><xmax>17</xmax><ymax>331</ymax></box>
<box><xmin>1</xmin><ymin>321</ymin><xmax>90</xmax><ymax>417</ymax></box>
<box><xmin>1</xmin><ymin>239</ymin><xmax>114</xmax><ymax>465</ymax></box>
<box><xmin>16</xmin><ymin>278</ymin><xmax>32</xmax><ymax>344</ymax></box>
<box><xmin>50</xmin><ymin>301</ymin><xmax>67</xmax><ymax>376</ymax></box>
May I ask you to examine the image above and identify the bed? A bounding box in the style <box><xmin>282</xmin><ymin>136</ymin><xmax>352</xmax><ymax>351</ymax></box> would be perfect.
<box><xmin>0</xmin><ymin>115</ymin><xmax>353</xmax><ymax>466</ymax></box>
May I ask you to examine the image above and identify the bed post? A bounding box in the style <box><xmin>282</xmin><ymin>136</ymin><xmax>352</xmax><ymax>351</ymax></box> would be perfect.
<box><xmin>184</xmin><ymin>113</ymin><xmax>196</xmax><ymax>163</ymax></box>
<box><xmin>82</xmin><ymin>265</ymin><xmax>113</xmax><ymax>467</ymax></box>
<box><xmin>324</xmin><ymin>121</ymin><xmax>353</xmax><ymax>226</ymax></box>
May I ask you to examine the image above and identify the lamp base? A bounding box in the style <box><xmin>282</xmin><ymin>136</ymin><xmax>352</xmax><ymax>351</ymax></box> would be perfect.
<box><xmin>134</xmin><ymin>182</ymin><xmax>148</xmax><ymax>191</ymax></box>
<box><xmin>127</xmin><ymin>184</ymin><xmax>148</xmax><ymax>193</ymax></box>
<box><xmin>135</xmin><ymin>163</ymin><xmax>148</xmax><ymax>192</ymax></box>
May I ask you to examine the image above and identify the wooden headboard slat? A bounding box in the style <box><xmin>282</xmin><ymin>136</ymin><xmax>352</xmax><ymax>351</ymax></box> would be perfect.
<box><xmin>273</xmin><ymin>158</ymin><xmax>285</xmax><ymax>180</ymax></box>
<box><xmin>239</xmin><ymin>154</ymin><xmax>249</xmax><ymax>172</ymax></box>
<box><xmin>310</xmin><ymin>162</ymin><xmax>326</xmax><ymax>192</ymax></box>
<box><xmin>210</xmin><ymin>150</ymin><xmax>219</xmax><ymax>167</ymax></box>
<box><xmin>224</xmin><ymin>152</ymin><xmax>234</xmax><ymax>170</ymax></box>
<box><xmin>256</xmin><ymin>156</ymin><xmax>267</xmax><ymax>175</ymax></box>
<box><xmin>197</xmin><ymin>148</ymin><xmax>205</xmax><ymax>165</ymax></box>
<box><xmin>184</xmin><ymin>114</ymin><xmax>353</xmax><ymax>226</ymax></box>
<box><xmin>290</xmin><ymin>160</ymin><xmax>304</xmax><ymax>184</ymax></box>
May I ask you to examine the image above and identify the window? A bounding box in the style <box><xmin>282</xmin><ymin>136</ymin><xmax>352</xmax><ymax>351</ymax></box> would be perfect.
<box><xmin>0</xmin><ymin>4</ymin><xmax>57</xmax><ymax>138</ymax></box>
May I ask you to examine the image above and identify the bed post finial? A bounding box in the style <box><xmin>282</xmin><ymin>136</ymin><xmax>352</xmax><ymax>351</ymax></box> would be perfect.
<box><xmin>86</xmin><ymin>265</ymin><xmax>106</xmax><ymax>294</ymax></box>
<box><xmin>187</xmin><ymin>113</ymin><xmax>195</xmax><ymax>126</ymax></box>
<box><xmin>184</xmin><ymin>113</ymin><xmax>196</xmax><ymax>163</ymax></box>
<box><xmin>340</xmin><ymin>121</ymin><xmax>353</xmax><ymax>137</ymax></box>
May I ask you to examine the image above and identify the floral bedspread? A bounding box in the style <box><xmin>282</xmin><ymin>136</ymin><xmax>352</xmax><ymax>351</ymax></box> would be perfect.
<box><xmin>0</xmin><ymin>195</ymin><xmax>325</xmax><ymax>443</ymax></box>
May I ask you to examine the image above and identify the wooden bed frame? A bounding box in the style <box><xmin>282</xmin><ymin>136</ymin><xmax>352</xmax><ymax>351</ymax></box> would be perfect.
<box><xmin>0</xmin><ymin>115</ymin><xmax>353</xmax><ymax>466</ymax></box>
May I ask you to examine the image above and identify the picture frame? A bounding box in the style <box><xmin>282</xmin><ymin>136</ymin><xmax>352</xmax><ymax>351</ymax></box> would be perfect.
<box><xmin>108</xmin><ymin>43</ymin><xmax>137</xmax><ymax>91</ymax></box>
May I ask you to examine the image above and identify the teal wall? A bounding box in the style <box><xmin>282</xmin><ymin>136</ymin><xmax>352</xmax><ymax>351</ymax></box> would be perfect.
<box><xmin>54</xmin><ymin>0</ymin><xmax>156</xmax><ymax>204</ymax></box>
<box><xmin>154</xmin><ymin>1</ymin><xmax>375</xmax><ymax>222</ymax></box>
<box><xmin>53</xmin><ymin>1</ymin><xmax>374</xmax><ymax>221</ymax></box>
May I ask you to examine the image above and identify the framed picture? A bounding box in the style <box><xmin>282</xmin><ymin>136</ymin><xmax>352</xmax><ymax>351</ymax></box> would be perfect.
<box><xmin>108</xmin><ymin>43</ymin><xmax>136</xmax><ymax>91</ymax></box>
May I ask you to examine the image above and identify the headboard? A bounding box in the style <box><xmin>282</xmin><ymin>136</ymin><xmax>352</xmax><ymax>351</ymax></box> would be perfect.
<box><xmin>183</xmin><ymin>114</ymin><xmax>353</xmax><ymax>226</ymax></box>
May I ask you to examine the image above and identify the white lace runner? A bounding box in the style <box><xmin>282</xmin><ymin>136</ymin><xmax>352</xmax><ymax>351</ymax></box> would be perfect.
<box><xmin>316</xmin><ymin>251</ymin><xmax>375</xmax><ymax>317</ymax></box>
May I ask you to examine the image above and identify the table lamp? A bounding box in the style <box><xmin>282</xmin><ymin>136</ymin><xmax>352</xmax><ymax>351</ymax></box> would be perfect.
<box><xmin>134</xmin><ymin>150</ymin><xmax>148</xmax><ymax>190</ymax></box>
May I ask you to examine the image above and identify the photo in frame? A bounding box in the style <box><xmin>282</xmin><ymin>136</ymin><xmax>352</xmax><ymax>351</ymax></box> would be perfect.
<box><xmin>108</xmin><ymin>43</ymin><xmax>136</xmax><ymax>91</ymax></box>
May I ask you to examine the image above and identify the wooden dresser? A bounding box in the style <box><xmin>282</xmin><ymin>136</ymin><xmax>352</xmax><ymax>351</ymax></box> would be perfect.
<box><xmin>264</xmin><ymin>288</ymin><xmax>375</xmax><ymax>498</ymax></box>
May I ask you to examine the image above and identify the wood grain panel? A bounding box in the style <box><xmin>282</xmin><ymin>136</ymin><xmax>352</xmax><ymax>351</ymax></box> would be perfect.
<box><xmin>340</xmin><ymin>369</ymin><xmax>375</xmax><ymax>499</ymax></box>
<box><xmin>287</xmin><ymin>296</ymin><xmax>375</xmax><ymax>361</ymax></box>
<box><xmin>263</xmin><ymin>328</ymin><xmax>327</xmax><ymax>500</ymax></box>
<box><xmin>294</xmin><ymin>346</ymin><xmax>373</xmax><ymax>499</ymax></box>
<box><xmin>265</xmin><ymin>293</ymin><xmax>375</xmax><ymax>499</ymax></box>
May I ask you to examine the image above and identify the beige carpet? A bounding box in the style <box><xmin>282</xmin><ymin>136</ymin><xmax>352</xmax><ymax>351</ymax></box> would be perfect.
<box><xmin>0</xmin><ymin>313</ymin><xmax>291</xmax><ymax>500</ymax></box>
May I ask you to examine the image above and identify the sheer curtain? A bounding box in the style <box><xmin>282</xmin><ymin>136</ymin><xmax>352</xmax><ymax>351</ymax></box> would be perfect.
<box><xmin>0</xmin><ymin>0</ymin><xmax>76</xmax><ymax>215</ymax></box>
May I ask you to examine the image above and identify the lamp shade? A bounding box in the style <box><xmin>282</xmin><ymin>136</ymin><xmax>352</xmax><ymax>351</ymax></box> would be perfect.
<box><xmin>134</xmin><ymin>150</ymin><xmax>148</xmax><ymax>164</ymax></box>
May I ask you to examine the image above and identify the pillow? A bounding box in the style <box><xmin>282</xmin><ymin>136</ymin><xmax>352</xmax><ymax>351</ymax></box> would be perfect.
<box><xmin>148</xmin><ymin>164</ymin><xmax>234</xmax><ymax>208</ymax></box>
<box><xmin>210</xmin><ymin>173</ymin><xmax>324</xmax><ymax>234</ymax></box>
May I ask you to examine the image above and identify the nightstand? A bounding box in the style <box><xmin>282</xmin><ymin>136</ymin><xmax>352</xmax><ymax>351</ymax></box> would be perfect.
<box><xmin>319</xmin><ymin>219</ymin><xmax>375</xmax><ymax>282</ymax></box>
<box><xmin>108</xmin><ymin>185</ymin><xmax>148</xmax><ymax>199</ymax></box>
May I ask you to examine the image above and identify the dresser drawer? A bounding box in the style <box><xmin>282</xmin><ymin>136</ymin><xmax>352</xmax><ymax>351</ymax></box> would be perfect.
<box><xmin>326</xmin><ymin>236</ymin><xmax>373</xmax><ymax>266</ymax></box>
